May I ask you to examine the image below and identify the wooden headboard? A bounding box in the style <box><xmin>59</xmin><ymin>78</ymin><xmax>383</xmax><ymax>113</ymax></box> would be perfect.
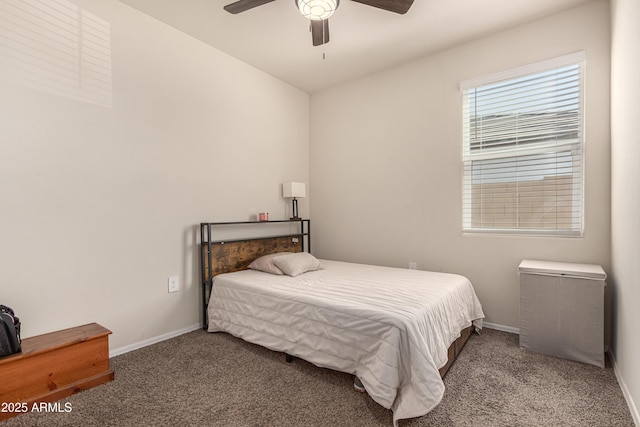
<box><xmin>199</xmin><ymin>220</ymin><xmax>310</xmax><ymax>329</ymax></box>
<box><xmin>201</xmin><ymin>235</ymin><xmax>303</xmax><ymax>282</ymax></box>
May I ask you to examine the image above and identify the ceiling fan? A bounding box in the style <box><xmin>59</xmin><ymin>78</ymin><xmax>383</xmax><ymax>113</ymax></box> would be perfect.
<box><xmin>223</xmin><ymin>0</ymin><xmax>415</xmax><ymax>46</ymax></box>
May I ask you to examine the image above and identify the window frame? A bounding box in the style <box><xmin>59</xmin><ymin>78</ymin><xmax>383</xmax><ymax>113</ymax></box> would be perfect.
<box><xmin>460</xmin><ymin>52</ymin><xmax>586</xmax><ymax>237</ymax></box>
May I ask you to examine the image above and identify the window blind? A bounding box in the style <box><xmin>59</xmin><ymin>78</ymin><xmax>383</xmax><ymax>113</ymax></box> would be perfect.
<box><xmin>461</xmin><ymin>53</ymin><xmax>584</xmax><ymax>235</ymax></box>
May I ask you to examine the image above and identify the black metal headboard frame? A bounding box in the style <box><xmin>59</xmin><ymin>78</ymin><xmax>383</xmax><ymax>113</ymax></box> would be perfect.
<box><xmin>199</xmin><ymin>219</ymin><xmax>310</xmax><ymax>330</ymax></box>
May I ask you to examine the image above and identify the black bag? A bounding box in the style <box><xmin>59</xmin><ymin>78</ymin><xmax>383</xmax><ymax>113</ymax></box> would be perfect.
<box><xmin>0</xmin><ymin>305</ymin><xmax>22</xmax><ymax>357</ymax></box>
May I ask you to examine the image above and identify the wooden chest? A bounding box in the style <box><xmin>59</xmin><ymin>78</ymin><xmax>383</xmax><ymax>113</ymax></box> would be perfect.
<box><xmin>0</xmin><ymin>323</ymin><xmax>114</xmax><ymax>420</ymax></box>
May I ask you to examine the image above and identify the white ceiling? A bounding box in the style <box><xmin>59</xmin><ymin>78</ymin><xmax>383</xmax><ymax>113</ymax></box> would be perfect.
<box><xmin>118</xmin><ymin>0</ymin><xmax>593</xmax><ymax>93</ymax></box>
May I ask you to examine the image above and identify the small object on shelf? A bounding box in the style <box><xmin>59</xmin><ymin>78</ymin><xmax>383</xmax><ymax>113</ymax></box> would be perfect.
<box><xmin>258</xmin><ymin>212</ymin><xmax>269</xmax><ymax>221</ymax></box>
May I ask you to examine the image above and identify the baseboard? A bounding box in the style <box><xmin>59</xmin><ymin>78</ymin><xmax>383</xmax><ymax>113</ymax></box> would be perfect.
<box><xmin>109</xmin><ymin>323</ymin><xmax>201</xmax><ymax>358</ymax></box>
<box><xmin>482</xmin><ymin>321</ymin><xmax>520</xmax><ymax>334</ymax></box>
<box><xmin>608</xmin><ymin>350</ymin><xmax>640</xmax><ymax>426</ymax></box>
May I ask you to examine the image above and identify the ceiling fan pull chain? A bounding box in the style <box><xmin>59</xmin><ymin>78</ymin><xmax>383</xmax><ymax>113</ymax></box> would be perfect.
<box><xmin>323</xmin><ymin>39</ymin><xmax>327</xmax><ymax>59</ymax></box>
<box><xmin>322</xmin><ymin>23</ymin><xmax>326</xmax><ymax>60</ymax></box>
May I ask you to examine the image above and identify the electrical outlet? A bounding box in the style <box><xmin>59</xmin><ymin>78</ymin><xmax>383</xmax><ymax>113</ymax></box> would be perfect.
<box><xmin>168</xmin><ymin>276</ymin><xmax>179</xmax><ymax>293</ymax></box>
<box><xmin>408</xmin><ymin>262</ymin><xmax>417</xmax><ymax>270</ymax></box>
<box><xmin>292</xmin><ymin>237</ymin><xmax>299</xmax><ymax>243</ymax></box>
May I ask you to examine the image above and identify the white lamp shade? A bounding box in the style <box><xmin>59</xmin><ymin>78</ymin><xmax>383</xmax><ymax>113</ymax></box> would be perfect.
<box><xmin>296</xmin><ymin>0</ymin><xmax>339</xmax><ymax>20</ymax></box>
<box><xmin>283</xmin><ymin>182</ymin><xmax>306</xmax><ymax>198</ymax></box>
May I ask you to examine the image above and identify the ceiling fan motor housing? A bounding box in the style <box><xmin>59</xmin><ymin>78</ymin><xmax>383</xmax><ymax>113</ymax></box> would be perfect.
<box><xmin>296</xmin><ymin>0</ymin><xmax>340</xmax><ymax>20</ymax></box>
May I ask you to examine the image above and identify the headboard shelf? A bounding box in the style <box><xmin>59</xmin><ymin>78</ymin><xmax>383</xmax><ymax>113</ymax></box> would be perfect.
<box><xmin>201</xmin><ymin>219</ymin><xmax>308</xmax><ymax>226</ymax></box>
<box><xmin>200</xmin><ymin>219</ymin><xmax>310</xmax><ymax>329</ymax></box>
<box><xmin>210</xmin><ymin>233</ymin><xmax>308</xmax><ymax>245</ymax></box>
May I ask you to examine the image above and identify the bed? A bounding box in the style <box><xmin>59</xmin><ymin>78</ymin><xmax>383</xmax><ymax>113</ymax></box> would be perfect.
<box><xmin>200</xmin><ymin>220</ymin><xmax>484</xmax><ymax>425</ymax></box>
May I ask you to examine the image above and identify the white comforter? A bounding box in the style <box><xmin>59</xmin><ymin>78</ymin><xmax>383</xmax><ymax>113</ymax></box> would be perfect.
<box><xmin>207</xmin><ymin>260</ymin><xmax>484</xmax><ymax>425</ymax></box>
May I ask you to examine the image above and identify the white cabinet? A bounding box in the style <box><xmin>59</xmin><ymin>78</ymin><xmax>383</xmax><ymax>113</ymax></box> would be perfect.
<box><xmin>518</xmin><ymin>259</ymin><xmax>607</xmax><ymax>368</ymax></box>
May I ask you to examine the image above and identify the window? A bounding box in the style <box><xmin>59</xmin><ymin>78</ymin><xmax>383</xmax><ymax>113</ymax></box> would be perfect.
<box><xmin>461</xmin><ymin>52</ymin><xmax>585</xmax><ymax>236</ymax></box>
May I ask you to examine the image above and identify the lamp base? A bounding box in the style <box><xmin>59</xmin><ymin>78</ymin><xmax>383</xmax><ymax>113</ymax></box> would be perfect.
<box><xmin>289</xmin><ymin>217</ymin><xmax>301</xmax><ymax>220</ymax></box>
<box><xmin>291</xmin><ymin>198</ymin><xmax>300</xmax><ymax>221</ymax></box>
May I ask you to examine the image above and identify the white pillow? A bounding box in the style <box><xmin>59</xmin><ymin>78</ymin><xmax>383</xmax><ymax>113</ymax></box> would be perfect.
<box><xmin>247</xmin><ymin>252</ymin><xmax>293</xmax><ymax>275</ymax></box>
<box><xmin>272</xmin><ymin>252</ymin><xmax>323</xmax><ymax>277</ymax></box>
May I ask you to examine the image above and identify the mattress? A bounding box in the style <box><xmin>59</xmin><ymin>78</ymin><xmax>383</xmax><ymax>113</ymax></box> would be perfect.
<box><xmin>207</xmin><ymin>260</ymin><xmax>484</xmax><ymax>425</ymax></box>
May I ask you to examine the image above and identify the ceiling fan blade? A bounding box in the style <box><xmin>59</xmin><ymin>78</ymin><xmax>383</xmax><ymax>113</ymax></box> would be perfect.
<box><xmin>350</xmin><ymin>0</ymin><xmax>414</xmax><ymax>14</ymax></box>
<box><xmin>311</xmin><ymin>19</ymin><xmax>330</xmax><ymax>46</ymax></box>
<box><xmin>224</xmin><ymin>0</ymin><xmax>276</xmax><ymax>14</ymax></box>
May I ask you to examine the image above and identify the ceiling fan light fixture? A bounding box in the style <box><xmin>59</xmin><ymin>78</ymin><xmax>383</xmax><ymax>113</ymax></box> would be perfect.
<box><xmin>296</xmin><ymin>0</ymin><xmax>339</xmax><ymax>20</ymax></box>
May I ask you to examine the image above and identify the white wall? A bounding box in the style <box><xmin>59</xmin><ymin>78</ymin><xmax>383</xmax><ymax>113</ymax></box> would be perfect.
<box><xmin>610</xmin><ymin>0</ymin><xmax>640</xmax><ymax>423</ymax></box>
<box><xmin>310</xmin><ymin>1</ymin><xmax>611</xmax><ymax>334</ymax></box>
<box><xmin>0</xmin><ymin>0</ymin><xmax>309</xmax><ymax>351</ymax></box>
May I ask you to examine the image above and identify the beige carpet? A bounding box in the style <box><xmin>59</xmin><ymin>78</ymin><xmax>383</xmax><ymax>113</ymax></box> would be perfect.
<box><xmin>2</xmin><ymin>328</ymin><xmax>634</xmax><ymax>426</ymax></box>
